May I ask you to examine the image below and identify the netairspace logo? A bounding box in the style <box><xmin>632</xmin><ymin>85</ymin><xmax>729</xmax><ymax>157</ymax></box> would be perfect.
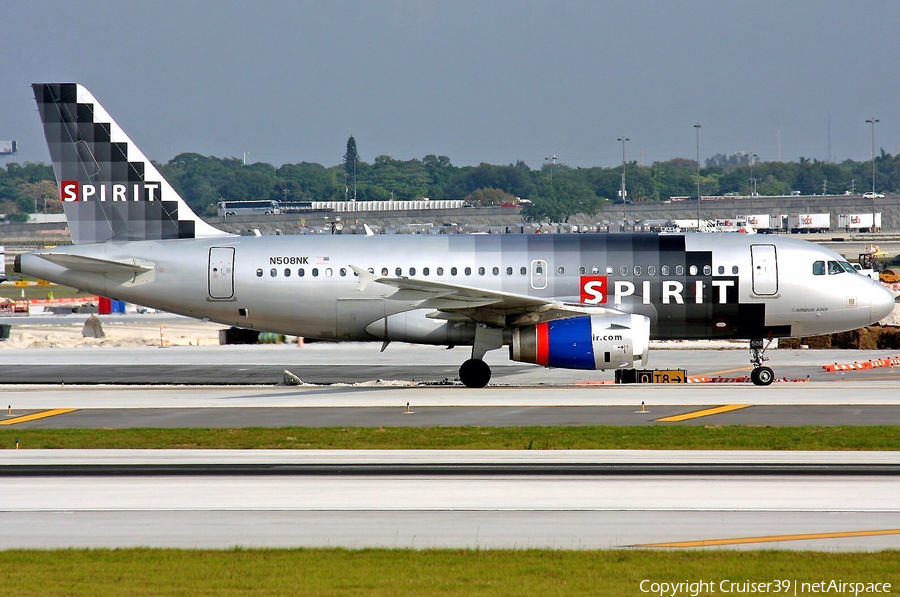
<box><xmin>639</xmin><ymin>579</ymin><xmax>892</xmax><ymax>596</ymax></box>
<box><xmin>61</xmin><ymin>181</ymin><xmax>161</xmax><ymax>202</ymax></box>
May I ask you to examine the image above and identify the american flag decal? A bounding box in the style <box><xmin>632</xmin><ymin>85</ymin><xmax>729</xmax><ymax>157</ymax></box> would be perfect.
<box><xmin>316</xmin><ymin>256</ymin><xmax>330</xmax><ymax>264</ymax></box>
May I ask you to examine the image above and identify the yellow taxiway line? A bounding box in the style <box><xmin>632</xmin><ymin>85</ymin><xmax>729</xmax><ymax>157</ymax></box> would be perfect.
<box><xmin>0</xmin><ymin>409</ymin><xmax>78</xmax><ymax>426</ymax></box>
<box><xmin>636</xmin><ymin>528</ymin><xmax>900</xmax><ymax>548</ymax></box>
<box><xmin>655</xmin><ymin>404</ymin><xmax>751</xmax><ymax>422</ymax></box>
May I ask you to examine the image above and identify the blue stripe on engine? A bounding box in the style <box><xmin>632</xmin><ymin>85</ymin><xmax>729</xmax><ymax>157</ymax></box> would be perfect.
<box><xmin>546</xmin><ymin>316</ymin><xmax>595</xmax><ymax>369</ymax></box>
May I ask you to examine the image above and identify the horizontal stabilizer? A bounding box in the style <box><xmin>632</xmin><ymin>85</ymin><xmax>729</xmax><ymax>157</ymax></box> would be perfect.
<box><xmin>36</xmin><ymin>253</ymin><xmax>154</xmax><ymax>275</ymax></box>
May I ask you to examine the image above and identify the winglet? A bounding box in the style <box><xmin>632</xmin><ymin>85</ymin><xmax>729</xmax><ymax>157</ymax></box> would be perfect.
<box><xmin>364</xmin><ymin>224</ymin><xmax>375</xmax><ymax>237</ymax></box>
<box><xmin>349</xmin><ymin>264</ymin><xmax>379</xmax><ymax>291</ymax></box>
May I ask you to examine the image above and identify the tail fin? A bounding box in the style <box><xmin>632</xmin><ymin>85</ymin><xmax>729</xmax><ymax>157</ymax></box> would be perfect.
<box><xmin>32</xmin><ymin>83</ymin><xmax>231</xmax><ymax>244</ymax></box>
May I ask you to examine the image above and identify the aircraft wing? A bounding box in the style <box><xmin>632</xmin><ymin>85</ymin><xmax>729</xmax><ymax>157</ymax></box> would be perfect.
<box><xmin>349</xmin><ymin>265</ymin><xmax>622</xmax><ymax>326</ymax></box>
<box><xmin>35</xmin><ymin>253</ymin><xmax>155</xmax><ymax>275</ymax></box>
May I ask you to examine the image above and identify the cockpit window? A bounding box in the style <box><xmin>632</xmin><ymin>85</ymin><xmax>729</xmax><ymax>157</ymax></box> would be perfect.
<box><xmin>812</xmin><ymin>261</ymin><xmax>825</xmax><ymax>276</ymax></box>
<box><xmin>839</xmin><ymin>261</ymin><xmax>856</xmax><ymax>274</ymax></box>
<box><xmin>827</xmin><ymin>260</ymin><xmax>844</xmax><ymax>275</ymax></box>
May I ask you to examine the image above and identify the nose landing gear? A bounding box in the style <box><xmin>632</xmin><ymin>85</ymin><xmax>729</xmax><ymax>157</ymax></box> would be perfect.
<box><xmin>749</xmin><ymin>338</ymin><xmax>774</xmax><ymax>386</ymax></box>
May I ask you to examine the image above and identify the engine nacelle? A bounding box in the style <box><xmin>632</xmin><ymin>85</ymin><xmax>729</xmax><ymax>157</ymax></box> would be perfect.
<box><xmin>510</xmin><ymin>314</ymin><xmax>650</xmax><ymax>370</ymax></box>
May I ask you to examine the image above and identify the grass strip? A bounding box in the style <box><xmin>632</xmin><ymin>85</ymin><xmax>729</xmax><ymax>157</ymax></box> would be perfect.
<box><xmin>1</xmin><ymin>548</ymin><xmax>898</xmax><ymax>597</ymax></box>
<box><xmin>2</xmin><ymin>425</ymin><xmax>900</xmax><ymax>450</ymax></box>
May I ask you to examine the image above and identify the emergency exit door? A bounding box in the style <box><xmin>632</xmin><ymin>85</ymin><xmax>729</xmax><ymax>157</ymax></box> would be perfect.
<box><xmin>208</xmin><ymin>247</ymin><xmax>235</xmax><ymax>299</ymax></box>
<box><xmin>750</xmin><ymin>244</ymin><xmax>778</xmax><ymax>295</ymax></box>
<box><xmin>531</xmin><ymin>259</ymin><xmax>548</xmax><ymax>289</ymax></box>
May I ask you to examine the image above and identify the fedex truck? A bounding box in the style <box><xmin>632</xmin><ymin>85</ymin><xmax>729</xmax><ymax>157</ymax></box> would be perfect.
<box><xmin>838</xmin><ymin>213</ymin><xmax>881</xmax><ymax>232</ymax></box>
<box><xmin>788</xmin><ymin>213</ymin><xmax>830</xmax><ymax>234</ymax></box>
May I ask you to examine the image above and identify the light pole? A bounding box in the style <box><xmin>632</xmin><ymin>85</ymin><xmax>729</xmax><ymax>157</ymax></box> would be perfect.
<box><xmin>749</xmin><ymin>153</ymin><xmax>758</xmax><ymax>197</ymax></box>
<box><xmin>544</xmin><ymin>155</ymin><xmax>556</xmax><ymax>188</ymax></box>
<box><xmin>618</xmin><ymin>137</ymin><xmax>629</xmax><ymax>229</ymax></box>
<box><xmin>866</xmin><ymin>118</ymin><xmax>880</xmax><ymax>231</ymax></box>
<box><xmin>694</xmin><ymin>124</ymin><xmax>701</xmax><ymax>229</ymax></box>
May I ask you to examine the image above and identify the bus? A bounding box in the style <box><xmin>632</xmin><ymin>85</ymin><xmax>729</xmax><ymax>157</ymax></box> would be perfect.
<box><xmin>217</xmin><ymin>200</ymin><xmax>280</xmax><ymax>217</ymax></box>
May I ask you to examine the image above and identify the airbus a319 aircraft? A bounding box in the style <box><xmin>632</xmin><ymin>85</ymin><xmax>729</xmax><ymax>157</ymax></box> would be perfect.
<box><xmin>17</xmin><ymin>84</ymin><xmax>896</xmax><ymax>387</ymax></box>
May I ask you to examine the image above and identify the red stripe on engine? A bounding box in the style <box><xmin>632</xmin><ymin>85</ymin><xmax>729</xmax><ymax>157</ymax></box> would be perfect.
<box><xmin>535</xmin><ymin>322</ymin><xmax>549</xmax><ymax>366</ymax></box>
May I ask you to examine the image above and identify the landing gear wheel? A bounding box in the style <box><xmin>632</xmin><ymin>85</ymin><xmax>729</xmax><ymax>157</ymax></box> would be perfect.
<box><xmin>751</xmin><ymin>366</ymin><xmax>774</xmax><ymax>386</ymax></box>
<box><xmin>459</xmin><ymin>359</ymin><xmax>492</xmax><ymax>388</ymax></box>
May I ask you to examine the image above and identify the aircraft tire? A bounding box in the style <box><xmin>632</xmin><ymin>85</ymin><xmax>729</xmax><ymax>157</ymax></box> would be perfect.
<box><xmin>752</xmin><ymin>366</ymin><xmax>774</xmax><ymax>386</ymax></box>
<box><xmin>459</xmin><ymin>359</ymin><xmax>491</xmax><ymax>388</ymax></box>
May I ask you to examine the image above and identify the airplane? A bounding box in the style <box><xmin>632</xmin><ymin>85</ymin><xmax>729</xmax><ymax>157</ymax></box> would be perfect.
<box><xmin>16</xmin><ymin>83</ymin><xmax>896</xmax><ymax>387</ymax></box>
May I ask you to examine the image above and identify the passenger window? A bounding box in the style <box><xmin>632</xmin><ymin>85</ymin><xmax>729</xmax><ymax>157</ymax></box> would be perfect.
<box><xmin>620</xmin><ymin>266</ymin><xmax>627</xmax><ymax>275</ymax></box>
<box><xmin>558</xmin><ymin>266</ymin><xmax>565</xmax><ymax>275</ymax></box>
<box><xmin>340</xmin><ymin>268</ymin><xmax>347</xmax><ymax>277</ymax></box>
<box><xmin>409</xmin><ymin>268</ymin><xmax>416</xmax><ymax>276</ymax></box>
<box><xmin>703</xmin><ymin>265</ymin><xmax>711</xmax><ymax>275</ymax></box>
<box><xmin>423</xmin><ymin>267</ymin><xmax>430</xmax><ymax>276</ymax></box>
<box><xmin>579</xmin><ymin>266</ymin><xmax>586</xmax><ymax>275</ymax></box>
<box><xmin>381</xmin><ymin>268</ymin><xmax>388</xmax><ymax>276</ymax></box>
<box><xmin>256</xmin><ymin>268</ymin><xmax>263</xmax><ymax>277</ymax></box>
<box><xmin>717</xmin><ymin>266</ymin><xmax>725</xmax><ymax>275</ymax></box>
<box><xmin>465</xmin><ymin>267</ymin><xmax>472</xmax><ymax>275</ymax></box>
<box><xmin>270</xmin><ymin>268</ymin><xmax>277</xmax><ymax>277</ymax></box>
<box><xmin>732</xmin><ymin>266</ymin><xmax>739</xmax><ymax>275</ymax></box>
<box><xmin>367</xmin><ymin>268</ymin><xmax>374</xmax><ymax>274</ymax></box>
<box><xmin>451</xmin><ymin>267</ymin><xmax>458</xmax><ymax>276</ymax></box>
<box><xmin>284</xmin><ymin>268</ymin><xmax>291</xmax><ymax>277</ymax></box>
<box><xmin>828</xmin><ymin>261</ymin><xmax>843</xmax><ymax>275</ymax></box>
<box><xmin>520</xmin><ymin>267</ymin><xmax>527</xmax><ymax>275</ymax></box>
<box><xmin>634</xmin><ymin>266</ymin><xmax>641</xmax><ymax>275</ymax></box>
<box><xmin>492</xmin><ymin>267</ymin><xmax>499</xmax><ymax>275</ymax></box>
<box><xmin>437</xmin><ymin>267</ymin><xmax>444</xmax><ymax>276</ymax></box>
<box><xmin>312</xmin><ymin>268</ymin><xmax>319</xmax><ymax>277</ymax></box>
<box><xmin>675</xmin><ymin>265</ymin><xmax>684</xmax><ymax>275</ymax></box>
<box><xmin>506</xmin><ymin>267</ymin><xmax>513</xmax><ymax>275</ymax></box>
<box><xmin>325</xmin><ymin>268</ymin><xmax>333</xmax><ymax>277</ymax></box>
<box><xmin>299</xmin><ymin>268</ymin><xmax>305</xmax><ymax>277</ymax></box>
<box><xmin>478</xmin><ymin>267</ymin><xmax>485</xmax><ymax>275</ymax></box>
<box><xmin>813</xmin><ymin>261</ymin><xmax>825</xmax><ymax>276</ymax></box>
<box><xmin>648</xmin><ymin>265</ymin><xmax>656</xmax><ymax>275</ymax></box>
<box><xmin>604</xmin><ymin>266</ymin><xmax>612</xmax><ymax>275</ymax></box>
<box><xmin>535</xmin><ymin>265</ymin><xmax>543</xmax><ymax>275</ymax></box>
<box><xmin>689</xmin><ymin>265</ymin><xmax>698</xmax><ymax>275</ymax></box>
<box><xmin>395</xmin><ymin>267</ymin><xmax>402</xmax><ymax>276</ymax></box>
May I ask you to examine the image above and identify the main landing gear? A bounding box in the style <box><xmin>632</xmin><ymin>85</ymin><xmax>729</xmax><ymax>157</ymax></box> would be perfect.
<box><xmin>458</xmin><ymin>324</ymin><xmax>504</xmax><ymax>388</ymax></box>
<box><xmin>749</xmin><ymin>338</ymin><xmax>774</xmax><ymax>386</ymax></box>
<box><xmin>459</xmin><ymin>358</ymin><xmax>492</xmax><ymax>388</ymax></box>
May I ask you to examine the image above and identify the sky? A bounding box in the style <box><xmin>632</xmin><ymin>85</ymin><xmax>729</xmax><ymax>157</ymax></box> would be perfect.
<box><xmin>2</xmin><ymin>0</ymin><xmax>899</xmax><ymax>170</ymax></box>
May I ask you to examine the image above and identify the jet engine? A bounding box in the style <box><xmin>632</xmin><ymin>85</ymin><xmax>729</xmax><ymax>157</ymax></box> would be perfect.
<box><xmin>510</xmin><ymin>313</ymin><xmax>650</xmax><ymax>370</ymax></box>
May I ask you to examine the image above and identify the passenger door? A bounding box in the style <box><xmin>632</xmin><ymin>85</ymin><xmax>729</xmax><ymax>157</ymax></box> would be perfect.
<box><xmin>208</xmin><ymin>247</ymin><xmax>235</xmax><ymax>299</ymax></box>
<box><xmin>750</xmin><ymin>244</ymin><xmax>778</xmax><ymax>295</ymax></box>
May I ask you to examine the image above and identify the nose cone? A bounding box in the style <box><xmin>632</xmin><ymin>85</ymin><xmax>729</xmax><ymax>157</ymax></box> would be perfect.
<box><xmin>870</xmin><ymin>280</ymin><xmax>896</xmax><ymax>324</ymax></box>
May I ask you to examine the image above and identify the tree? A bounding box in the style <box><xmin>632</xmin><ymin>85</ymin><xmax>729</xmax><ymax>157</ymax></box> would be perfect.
<box><xmin>465</xmin><ymin>187</ymin><xmax>517</xmax><ymax>206</ymax></box>
<box><xmin>343</xmin><ymin>136</ymin><xmax>360</xmax><ymax>200</ymax></box>
<box><xmin>18</xmin><ymin>180</ymin><xmax>61</xmax><ymax>214</ymax></box>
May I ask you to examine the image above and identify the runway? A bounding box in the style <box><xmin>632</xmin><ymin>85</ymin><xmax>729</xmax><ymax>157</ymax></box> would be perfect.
<box><xmin>1</xmin><ymin>450</ymin><xmax>898</xmax><ymax>551</ymax></box>
<box><xmin>1</xmin><ymin>344</ymin><xmax>898</xmax><ymax>552</ymax></box>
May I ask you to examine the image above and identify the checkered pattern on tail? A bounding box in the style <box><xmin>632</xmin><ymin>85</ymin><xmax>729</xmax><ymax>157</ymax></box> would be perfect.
<box><xmin>32</xmin><ymin>83</ymin><xmax>230</xmax><ymax>245</ymax></box>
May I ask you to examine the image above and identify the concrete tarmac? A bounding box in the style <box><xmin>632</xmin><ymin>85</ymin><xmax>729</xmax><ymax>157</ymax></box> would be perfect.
<box><xmin>8</xmin><ymin>404</ymin><xmax>900</xmax><ymax>428</ymax></box>
<box><xmin>1</xmin><ymin>451</ymin><xmax>898</xmax><ymax>551</ymax></box>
